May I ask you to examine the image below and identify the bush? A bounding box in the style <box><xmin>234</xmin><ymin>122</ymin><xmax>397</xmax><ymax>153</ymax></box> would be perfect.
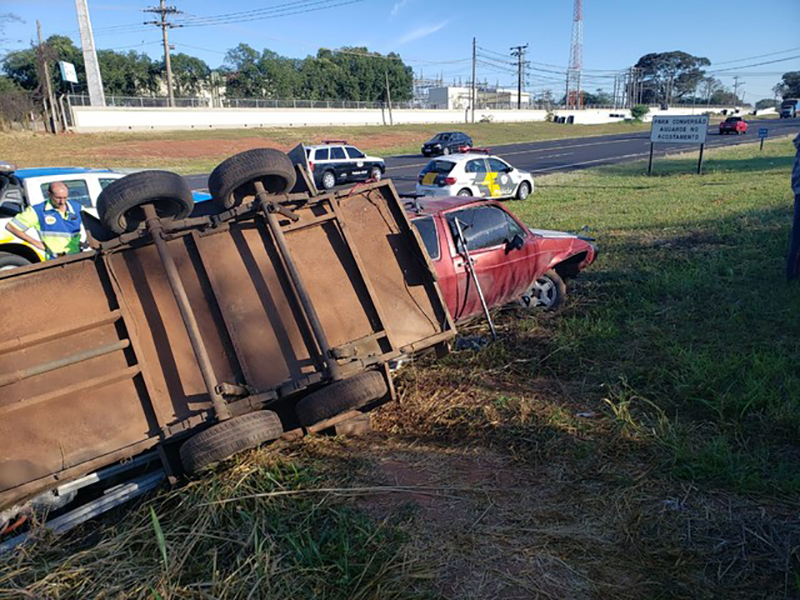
<box><xmin>630</xmin><ymin>104</ymin><xmax>649</xmax><ymax>121</ymax></box>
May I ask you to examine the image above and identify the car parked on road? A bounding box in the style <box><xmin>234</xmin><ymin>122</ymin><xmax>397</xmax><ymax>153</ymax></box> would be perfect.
<box><xmin>407</xmin><ymin>196</ymin><xmax>596</xmax><ymax>321</ymax></box>
<box><xmin>0</xmin><ymin>163</ymin><xmax>210</xmax><ymax>270</ymax></box>
<box><xmin>415</xmin><ymin>149</ymin><xmax>534</xmax><ymax>201</ymax></box>
<box><xmin>719</xmin><ymin>116</ymin><xmax>748</xmax><ymax>135</ymax></box>
<box><xmin>304</xmin><ymin>141</ymin><xmax>385</xmax><ymax>190</ymax></box>
<box><xmin>421</xmin><ymin>132</ymin><xmax>473</xmax><ymax>156</ymax></box>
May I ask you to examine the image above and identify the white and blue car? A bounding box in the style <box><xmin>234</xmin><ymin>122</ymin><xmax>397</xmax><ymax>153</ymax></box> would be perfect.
<box><xmin>0</xmin><ymin>162</ymin><xmax>210</xmax><ymax>269</ymax></box>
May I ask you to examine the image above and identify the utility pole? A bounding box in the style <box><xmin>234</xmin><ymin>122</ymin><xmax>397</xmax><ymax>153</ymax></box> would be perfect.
<box><xmin>471</xmin><ymin>37</ymin><xmax>476</xmax><ymax>123</ymax></box>
<box><xmin>37</xmin><ymin>21</ymin><xmax>59</xmax><ymax>134</ymax></box>
<box><xmin>733</xmin><ymin>76</ymin><xmax>744</xmax><ymax>103</ymax></box>
<box><xmin>510</xmin><ymin>44</ymin><xmax>528</xmax><ymax>109</ymax></box>
<box><xmin>75</xmin><ymin>0</ymin><xmax>106</xmax><ymax>107</ymax></box>
<box><xmin>145</xmin><ymin>0</ymin><xmax>182</xmax><ymax>107</ymax></box>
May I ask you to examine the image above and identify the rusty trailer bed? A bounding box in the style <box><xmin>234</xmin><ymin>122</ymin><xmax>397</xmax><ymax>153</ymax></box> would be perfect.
<box><xmin>0</xmin><ymin>178</ymin><xmax>454</xmax><ymax>511</ymax></box>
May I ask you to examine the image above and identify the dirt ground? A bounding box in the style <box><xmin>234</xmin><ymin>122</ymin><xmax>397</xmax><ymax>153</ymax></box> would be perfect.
<box><xmin>307</xmin><ymin>425</ymin><xmax>798</xmax><ymax>600</ymax></box>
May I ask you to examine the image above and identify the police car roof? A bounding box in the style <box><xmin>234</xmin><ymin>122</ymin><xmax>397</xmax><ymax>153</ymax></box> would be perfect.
<box><xmin>429</xmin><ymin>152</ymin><xmax>498</xmax><ymax>163</ymax></box>
<box><xmin>14</xmin><ymin>166</ymin><xmax>115</xmax><ymax>179</ymax></box>
<box><xmin>306</xmin><ymin>142</ymin><xmax>352</xmax><ymax>150</ymax></box>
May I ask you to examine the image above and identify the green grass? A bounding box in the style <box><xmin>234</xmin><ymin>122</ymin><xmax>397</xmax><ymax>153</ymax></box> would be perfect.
<box><xmin>419</xmin><ymin>137</ymin><xmax>800</xmax><ymax>494</ymax></box>
<box><xmin>0</xmin><ymin>450</ymin><xmax>425</xmax><ymax>599</ymax></box>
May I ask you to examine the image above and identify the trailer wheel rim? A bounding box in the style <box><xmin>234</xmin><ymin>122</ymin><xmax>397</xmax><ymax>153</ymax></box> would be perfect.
<box><xmin>116</xmin><ymin>198</ymin><xmax>186</xmax><ymax>232</ymax></box>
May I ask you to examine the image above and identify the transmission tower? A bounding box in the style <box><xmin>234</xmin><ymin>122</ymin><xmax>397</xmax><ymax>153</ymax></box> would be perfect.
<box><xmin>565</xmin><ymin>0</ymin><xmax>583</xmax><ymax>109</ymax></box>
<box><xmin>144</xmin><ymin>1</ymin><xmax>182</xmax><ymax>107</ymax></box>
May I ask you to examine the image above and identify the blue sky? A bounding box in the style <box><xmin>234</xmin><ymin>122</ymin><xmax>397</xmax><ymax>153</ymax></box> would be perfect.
<box><xmin>2</xmin><ymin>0</ymin><xmax>799</xmax><ymax>101</ymax></box>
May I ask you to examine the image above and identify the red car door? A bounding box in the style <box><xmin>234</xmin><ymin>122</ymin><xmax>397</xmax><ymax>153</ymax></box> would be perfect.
<box><xmin>444</xmin><ymin>204</ymin><xmax>541</xmax><ymax>320</ymax></box>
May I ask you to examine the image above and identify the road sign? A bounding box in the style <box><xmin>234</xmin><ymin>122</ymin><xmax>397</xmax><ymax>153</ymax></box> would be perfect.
<box><xmin>58</xmin><ymin>61</ymin><xmax>78</xmax><ymax>84</ymax></box>
<box><xmin>758</xmin><ymin>128</ymin><xmax>769</xmax><ymax>138</ymax></box>
<box><xmin>649</xmin><ymin>115</ymin><xmax>709</xmax><ymax>144</ymax></box>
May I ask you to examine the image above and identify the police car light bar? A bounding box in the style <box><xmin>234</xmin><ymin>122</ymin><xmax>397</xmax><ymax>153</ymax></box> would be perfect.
<box><xmin>321</xmin><ymin>140</ymin><xmax>349</xmax><ymax>145</ymax></box>
<box><xmin>459</xmin><ymin>147</ymin><xmax>491</xmax><ymax>155</ymax></box>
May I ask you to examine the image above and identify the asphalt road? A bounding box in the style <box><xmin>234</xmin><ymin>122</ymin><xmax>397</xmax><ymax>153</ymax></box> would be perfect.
<box><xmin>185</xmin><ymin>117</ymin><xmax>800</xmax><ymax>196</ymax></box>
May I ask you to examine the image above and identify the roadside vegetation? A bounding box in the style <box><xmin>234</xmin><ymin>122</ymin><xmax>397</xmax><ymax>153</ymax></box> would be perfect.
<box><xmin>0</xmin><ymin>120</ymin><xmax>649</xmax><ymax>175</ymax></box>
<box><xmin>1</xmin><ymin>138</ymin><xmax>797</xmax><ymax>599</ymax></box>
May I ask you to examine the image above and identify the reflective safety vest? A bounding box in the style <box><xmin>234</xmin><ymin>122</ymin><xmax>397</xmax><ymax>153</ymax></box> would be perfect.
<box><xmin>10</xmin><ymin>199</ymin><xmax>83</xmax><ymax>259</ymax></box>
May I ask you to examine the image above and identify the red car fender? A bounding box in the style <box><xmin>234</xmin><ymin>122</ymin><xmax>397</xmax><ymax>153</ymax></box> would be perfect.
<box><xmin>536</xmin><ymin>235</ymin><xmax>597</xmax><ymax>276</ymax></box>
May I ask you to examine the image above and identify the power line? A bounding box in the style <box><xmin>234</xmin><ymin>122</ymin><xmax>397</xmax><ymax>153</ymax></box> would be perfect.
<box><xmin>708</xmin><ymin>54</ymin><xmax>800</xmax><ymax>74</ymax></box>
<box><xmin>174</xmin><ymin>0</ymin><xmax>366</xmax><ymax>28</ymax></box>
<box><xmin>712</xmin><ymin>45</ymin><xmax>800</xmax><ymax>66</ymax></box>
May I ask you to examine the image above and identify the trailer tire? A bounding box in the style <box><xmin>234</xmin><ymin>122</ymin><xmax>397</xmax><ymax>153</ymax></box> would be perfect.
<box><xmin>208</xmin><ymin>148</ymin><xmax>297</xmax><ymax>210</ymax></box>
<box><xmin>296</xmin><ymin>371</ymin><xmax>388</xmax><ymax>427</ymax></box>
<box><xmin>179</xmin><ymin>410</ymin><xmax>283</xmax><ymax>473</ymax></box>
<box><xmin>97</xmin><ymin>171</ymin><xmax>194</xmax><ymax>235</ymax></box>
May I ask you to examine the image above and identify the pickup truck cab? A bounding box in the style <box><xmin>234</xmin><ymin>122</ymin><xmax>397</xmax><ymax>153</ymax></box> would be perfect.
<box><xmin>407</xmin><ymin>196</ymin><xmax>596</xmax><ymax>321</ymax></box>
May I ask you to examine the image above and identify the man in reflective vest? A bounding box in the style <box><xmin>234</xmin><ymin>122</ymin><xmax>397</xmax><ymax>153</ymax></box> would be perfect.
<box><xmin>5</xmin><ymin>182</ymin><xmax>84</xmax><ymax>259</ymax></box>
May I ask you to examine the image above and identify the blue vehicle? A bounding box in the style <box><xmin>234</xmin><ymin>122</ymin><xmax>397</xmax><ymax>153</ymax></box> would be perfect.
<box><xmin>780</xmin><ymin>99</ymin><xmax>799</xmax><ymax>119</ymax></box>
<box><xmin>0</xmin><ymin>162</ymin><xmax>210</xmax><ymax>269</ymax></box>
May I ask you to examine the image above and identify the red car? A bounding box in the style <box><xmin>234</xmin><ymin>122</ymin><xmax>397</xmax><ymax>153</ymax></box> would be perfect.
<box><xmin>407</xmin><ymin>197</ymin><xmax>596</xmax><ymax>322</ymax></box>
<box><xmin>719</xmin><ymin>116</ymin><xmax>748</xmax><ymax>135</ymax></box>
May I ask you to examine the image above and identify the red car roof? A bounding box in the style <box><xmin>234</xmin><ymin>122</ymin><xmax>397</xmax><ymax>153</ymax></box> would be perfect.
<box><xmin>404</xmin><ymin>195</ymin><xmax>490</xmax><ymax>217</ymax></box>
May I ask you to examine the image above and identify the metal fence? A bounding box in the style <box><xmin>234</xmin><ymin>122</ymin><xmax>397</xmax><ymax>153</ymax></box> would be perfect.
<box><xmin>66</xmin><ymin>95</ymin><xmax>743</xmax><ymax>112</ymax></box>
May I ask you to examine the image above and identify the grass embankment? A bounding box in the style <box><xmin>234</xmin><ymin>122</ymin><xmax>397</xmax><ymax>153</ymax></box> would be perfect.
<box><xmin>0</xmin><ymin>120</ymin><xmax>648</xmax><ymax>175</ymax></box>
<box><xmin>1</xmin><ymin>139</ymin><xmax>797</xmax><ymax>599</ymax></box>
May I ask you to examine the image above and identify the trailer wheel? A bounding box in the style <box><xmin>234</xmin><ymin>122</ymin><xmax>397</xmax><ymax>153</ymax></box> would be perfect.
<box><xmin>208</xmin><ymin>148</ymin><xmax>297</xmax><ymax>210</ymax></box>
<box><xmin>179</xmin><ymin>410</ymin><xmax>283</xmax><ymax>473</ymax></box>
<box><xmin>97</xmin><ymin>171</ymin><xmax>194</xmax><ymax>235</ymax></box>
<box><xmin>295</xmin><ymin>371</ymin><xmax>388</xmax><ymax>427</ymax></box>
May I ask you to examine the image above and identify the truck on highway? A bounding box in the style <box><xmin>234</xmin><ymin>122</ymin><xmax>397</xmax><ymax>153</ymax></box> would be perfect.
<box><xmin>0</xmin><ymin>148</ymin><xmax>455</xmax><ymax>549</ymax></box>
<box><xmin>780</xmin><ymin>99</ymin><xmax>799</xmax><ymax>119</ymax></box>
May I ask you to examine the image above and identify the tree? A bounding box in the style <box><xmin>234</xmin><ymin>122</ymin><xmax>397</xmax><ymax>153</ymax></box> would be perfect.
<box><xmin>776</xmin><ymin>71</ymin><xmax>800</xmax><ymax>99</ymax></box>
<box><xmin>97</xmin><ymin>50</ymin><xmax>158</xmax><ymax>96</ymax></box>
<box><xmin>222</xmin><ymin>43</ymin><xmax>264</xmax><ymax>97</ymax></box>
<box><xmin>581</xmin><ymin>88</ymin><xmax>612</xmax><ymax>105</ymax></box>
<box><xmin>635</xmin><ymin>51</ymin><xmax>710</xmax><ymax>104</ymax></box>
<box><xmin>755</xmin><ymin>98</ymin><xmax>776</xmax><ymax>110</ymax></box>
<box><xmin>710</xmin><ymin>88</ymin><xmax>739</xmax><ymax>105</ymax></box>
<box><xmin>157</xmin><ymin>53</ymin><xmax>210</xmax><ymax>96</ymax></box>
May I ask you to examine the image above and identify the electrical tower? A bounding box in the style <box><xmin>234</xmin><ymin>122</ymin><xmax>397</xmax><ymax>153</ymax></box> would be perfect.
<box><xmin>565</xmin><ymin>0</ymin><xmax>583</xmax><ymax>109</ymax></box>
<box><xmin>510</xmin><ymin>44</ymin><xmax>529</xmax><ymax>110</ymax></box>
<box><xmin>75</xmin><ymin>0</ymin><xmax>106</xmax><ymax>107</ymax></box>
<box><xmin>144</xmin><ymin>0</ymin><xmax>182</xmax><ymax>107</ymax></box>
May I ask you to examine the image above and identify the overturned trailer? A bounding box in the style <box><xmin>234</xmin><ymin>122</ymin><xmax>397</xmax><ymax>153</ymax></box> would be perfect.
<box><xmin>0</xmin><ymin>148</ymin><xmax>455</xmax><ymax>539</ymax></box>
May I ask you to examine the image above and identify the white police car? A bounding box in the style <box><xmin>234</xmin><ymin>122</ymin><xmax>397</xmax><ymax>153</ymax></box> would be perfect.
<box><xmin>415</xmin><ymin>149</ymin><xmax>534</xmax><ymax>200</ymax></box>
<box><xmin>305</xmin><ymin>141</ymin><xmax>385</xmax><ymax>190</ymax></box>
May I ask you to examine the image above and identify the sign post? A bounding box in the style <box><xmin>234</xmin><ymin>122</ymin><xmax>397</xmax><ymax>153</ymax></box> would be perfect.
<box><xmin>758</xmin><ymin>128</ymin><xmax>768</xmax><ymax>151</ymax></box>
<box><xmin>648</xmin><ymin>115</ymin><xmax>710</xmax><ymax>176</ymax></box>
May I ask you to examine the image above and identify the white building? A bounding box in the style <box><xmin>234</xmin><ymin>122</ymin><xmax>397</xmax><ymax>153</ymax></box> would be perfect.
<box><xmin>427</xmin><ymin>86</ymin><xmax>531</xmax><ymax>109</ymax></box>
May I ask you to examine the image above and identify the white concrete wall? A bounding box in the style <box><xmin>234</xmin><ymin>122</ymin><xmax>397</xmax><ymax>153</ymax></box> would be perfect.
<box><xmin>70</xmin><ymin>104</ymin><xmax>742</xmax><ymax>132</ymax></box>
